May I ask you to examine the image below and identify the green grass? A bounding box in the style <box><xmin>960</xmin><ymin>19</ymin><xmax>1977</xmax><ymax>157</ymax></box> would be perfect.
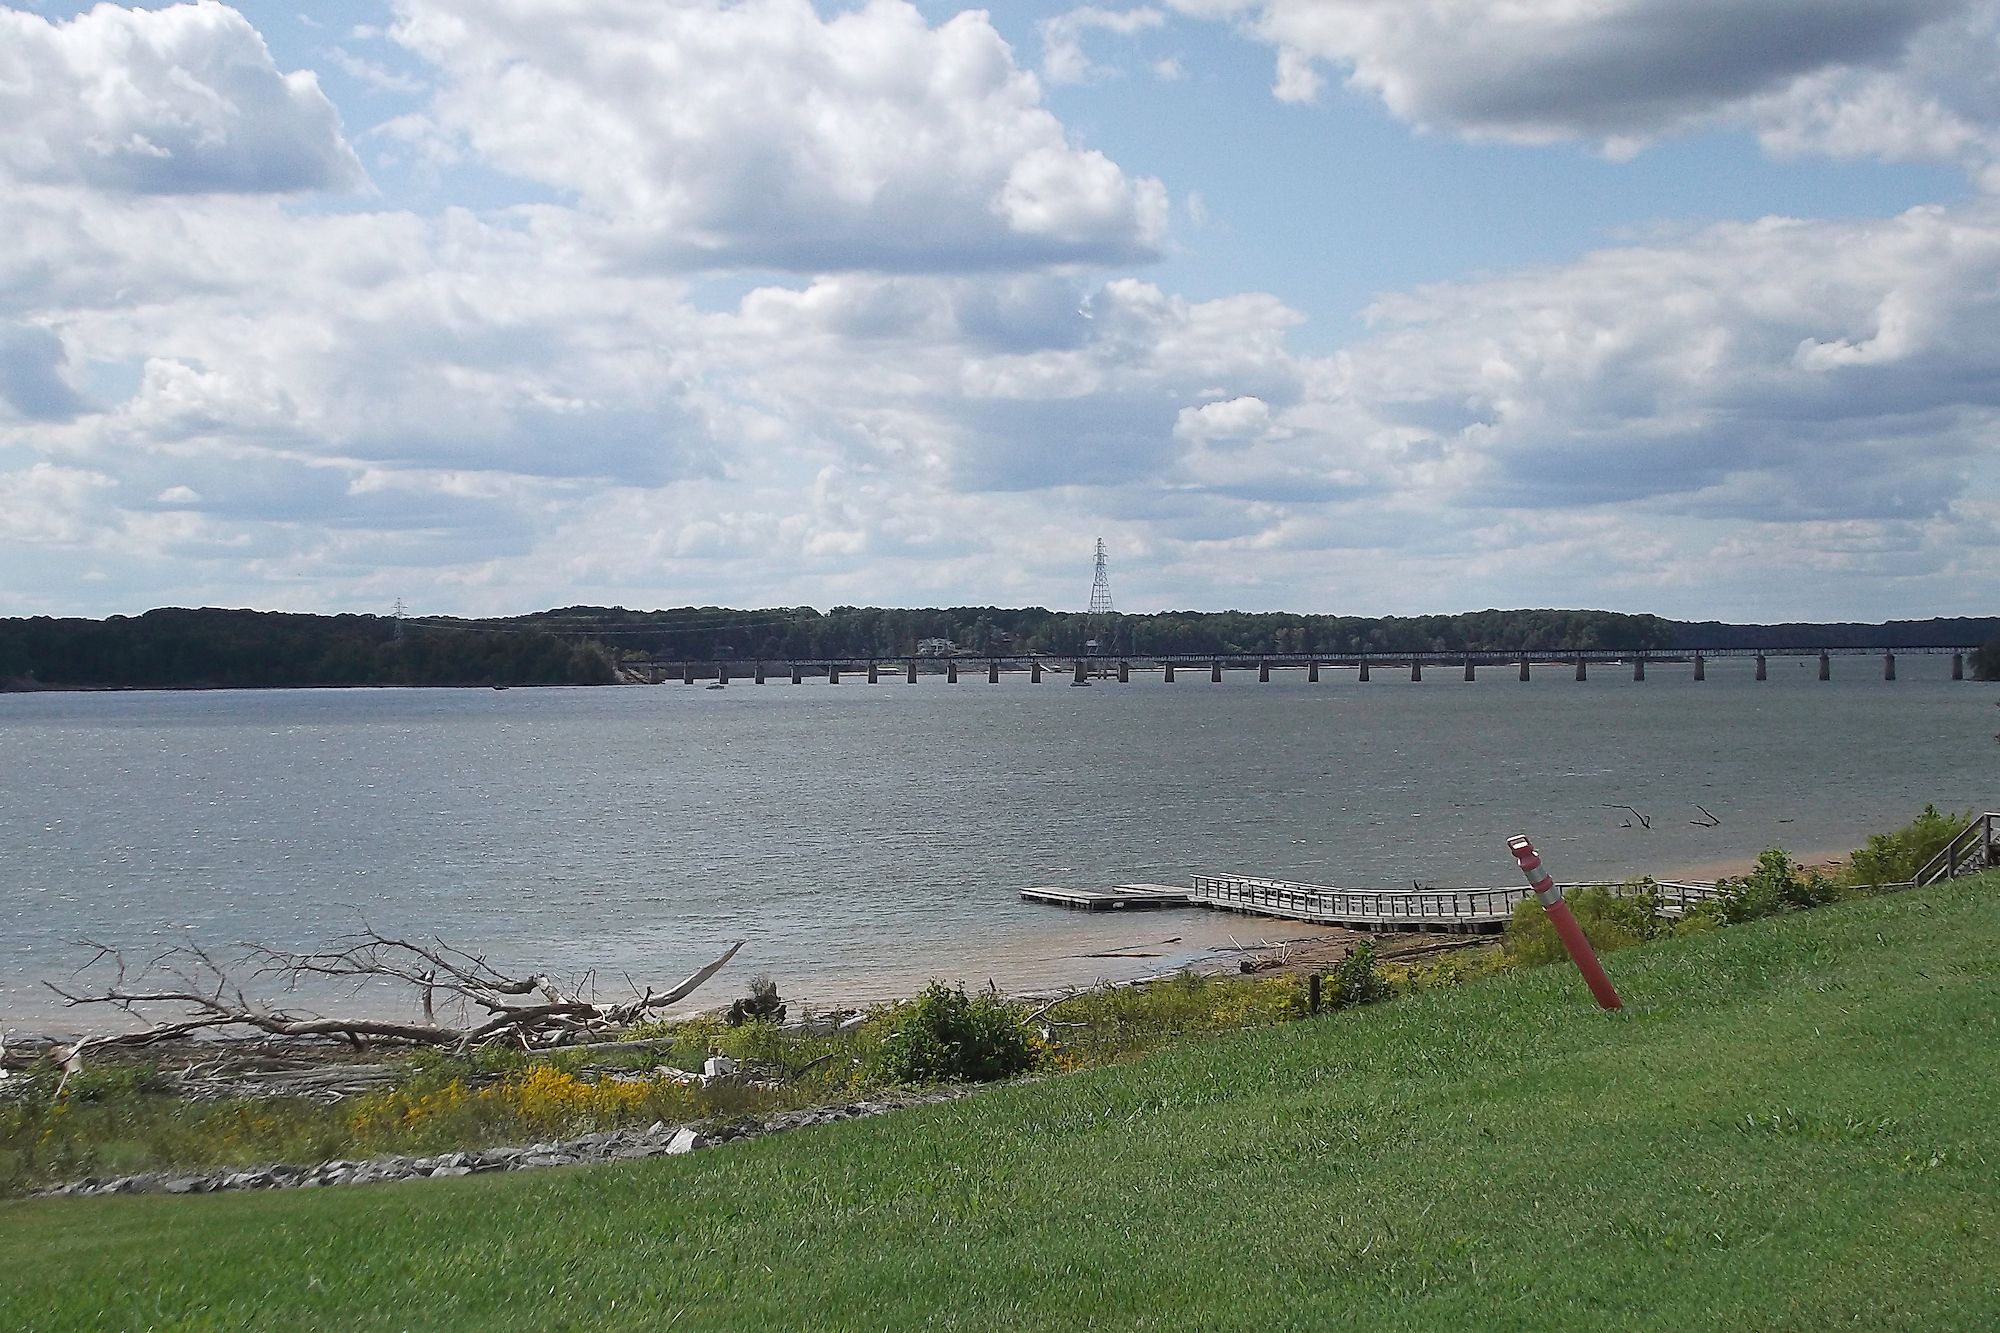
<box><xmin>4</xmin><ymin>875</ymin><xmax>1996</xmax><ymax>1331</ymax></box>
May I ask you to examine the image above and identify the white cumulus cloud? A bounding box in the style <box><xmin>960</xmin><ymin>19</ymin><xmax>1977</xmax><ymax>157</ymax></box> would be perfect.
<box><xmin>1179</xmin><ymin>0</ymin><xmax>2000</xmax><ymax>179</ymax></box>
<box><xmin>0</xmin><ymin>1</ymin><xmax>365</xmax><ymax>194</ymax></box>
<box><xmin>388</xmin><ymin>0</ymin><xmax>1169</xmax><ymax>272</ymax></box>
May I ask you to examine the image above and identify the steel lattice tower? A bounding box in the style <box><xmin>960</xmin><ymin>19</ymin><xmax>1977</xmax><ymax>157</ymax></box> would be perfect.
<box><xmin>1087</xmin><ymin>538</ymin><xmax>1114</xmax><ymax>614</ymax></box>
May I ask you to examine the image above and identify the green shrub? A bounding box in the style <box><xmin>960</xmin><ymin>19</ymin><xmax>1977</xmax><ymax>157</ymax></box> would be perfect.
<box><xmin>1705</xmin><ymin>849</ymin><xmax>1839</xmax><ymax>924</ymax></box>
<box><xmin>868</xmin><ymin>984</ymin><xmax>1036</xmax><ymax>1086</ymax></box>
<box><xmin>1502</xmin><ymin>881</ymin><xmax>1665</xmax><ymax>964</ymax></box>
<box><xmin>1842</xmin><ymin>805</ymin><xmax>1973</xmax><ymax>888</ymax></box>
<box><xmin>1327</xmin><ymin>942</ymin><xmax>1391</xmax><ymax>1009</ymax></box>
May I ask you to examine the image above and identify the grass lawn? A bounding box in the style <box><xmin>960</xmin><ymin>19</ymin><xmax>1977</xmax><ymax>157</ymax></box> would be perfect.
<box><xmin>3</xmin><ymin>875</ymin><xmax>1995</xmax><ymax>1331</ymax></box>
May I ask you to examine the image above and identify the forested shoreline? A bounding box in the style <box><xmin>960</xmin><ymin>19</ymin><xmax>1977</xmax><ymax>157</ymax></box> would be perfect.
<box><xmin>3</xmin><ymin>604</ymin><xmax>1995</xmax><ymax>690</ymax></box>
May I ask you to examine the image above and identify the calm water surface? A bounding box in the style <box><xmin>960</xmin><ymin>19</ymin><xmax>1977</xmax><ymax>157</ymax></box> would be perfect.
<box><xmin>3</xmin><ymin>660</ymin><xmax>1992</xmax><ymax>1029</ymax></box>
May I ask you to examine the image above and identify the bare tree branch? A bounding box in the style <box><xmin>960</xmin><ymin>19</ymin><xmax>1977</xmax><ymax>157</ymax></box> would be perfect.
<box><xmin>44</xmin><ymin>933</ymin><xmax>747</xmax><ymax>1051</ymax></box>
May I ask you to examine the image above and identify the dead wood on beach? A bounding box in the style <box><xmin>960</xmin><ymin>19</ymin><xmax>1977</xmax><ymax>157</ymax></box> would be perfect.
<box><xmin>41</xmin><ymin>931</ymin><xmax>744</xmax><ymax>1062</ymax></box>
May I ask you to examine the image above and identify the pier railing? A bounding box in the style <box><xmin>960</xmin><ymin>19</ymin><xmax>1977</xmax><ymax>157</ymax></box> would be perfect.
<box><xmin>1189</xmin><ymin>874</ymin><xmax>1728</xmax><ymax>929</ymax></box>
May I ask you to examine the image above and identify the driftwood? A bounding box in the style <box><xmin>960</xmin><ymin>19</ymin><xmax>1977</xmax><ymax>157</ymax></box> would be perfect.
<box><xmin>44</xmin><ymin>931</ymin><xmax>744</xmax><ymax>1060</ymax></box>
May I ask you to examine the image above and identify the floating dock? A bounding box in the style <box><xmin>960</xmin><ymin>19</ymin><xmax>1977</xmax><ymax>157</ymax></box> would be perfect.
<box><xmin>1020</xmin><ymin>884</ymin><xmax>1193</xmax><ymax>911</ymax></box>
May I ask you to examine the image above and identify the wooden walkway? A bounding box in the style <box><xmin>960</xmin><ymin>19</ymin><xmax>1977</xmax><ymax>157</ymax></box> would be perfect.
<box><xmin>1189</xmin><ymin>874</ymin><xmax>1725</xmax><ymax>931</ymax></box>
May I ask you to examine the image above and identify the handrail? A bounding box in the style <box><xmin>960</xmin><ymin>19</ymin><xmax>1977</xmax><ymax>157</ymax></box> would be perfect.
<box><xmin>1916</xmin><ymin>813</ymin><xmax>1998</xmax><ymax>886</ymax></box>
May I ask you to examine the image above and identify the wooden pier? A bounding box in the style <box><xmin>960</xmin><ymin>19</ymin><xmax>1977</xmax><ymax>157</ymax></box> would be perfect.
<box><xmin>1022</xmin><ymin>874</ymin><xmax>1727</xmax><ymax>931</ymax></box>
<box><xmin>1020</xmin><ymin>884</ymin><xmax>1193</xmax><ymax>911</ymax></box>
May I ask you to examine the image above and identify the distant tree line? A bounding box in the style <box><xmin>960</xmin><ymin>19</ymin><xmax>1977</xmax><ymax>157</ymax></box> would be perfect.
<box><xmin>0</xmin><ymin>608</ymin><xmax>616</xmax><ymax>690</ymax></box>
<box><xmin>5</xmin><ymin>605</ymin><xmax>1993</xmax><ymax>690</ymax></box>
<box><xmin>515</xmin><ymin>604</ymin><xmax>1678</xmax><ymax>663</ymax></box>
<box><xmin>1669</xmin><ymin>618</ymin><xmax>2000</xmax><ymax>651</ymax></box>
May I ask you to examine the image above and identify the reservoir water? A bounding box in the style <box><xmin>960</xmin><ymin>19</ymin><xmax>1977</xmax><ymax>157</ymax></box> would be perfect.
<box><xmin>3</xmin><ymin>658</ymin><xmax>1992</xmax><ymax>1031</ymax></box>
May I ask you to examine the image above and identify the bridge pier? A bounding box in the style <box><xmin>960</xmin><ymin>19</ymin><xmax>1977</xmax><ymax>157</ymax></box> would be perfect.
<box><xmin>791</xmin><ymin>664</ymin><xmax>802</xmax><ymax>684</ymax></box>
<box><xmin>829</xmin><ymin>665</ymin><xmax>841</xmax><ymax>684</ymax></box>
<box><xmin>946</xmin><ymin>661</ymin><xmax>958</xmax><ymax>683</ymax></box>
<box><xmin>1519</xmin><ymin>656</ymin><xmax>1530</xmax><ymax>682</ymax></box>
<box><xmin>1259</xmin><ymin>661</ymin><xmax>1270</xmax><ymax>683</ymax></box>
<box><xmin>1632</xmin><ymin>657</ymin><xmax>1645</xmax><ymax>682</ymax></box>
<box><xmin>1884</xmin><ymin>652</ymin><xmax>1895</xmax><ymax>681</ymax></box>
<box><xmin>1463</xmin><ymin>656</ymin><xmax>1475</xmax><ymax>682</ymax></box>
<box><xmin>717</xmin><ymin>663</ymin><xmax>729</xmax><ymax>686</ymax></box>
<box><xmin>1953</xmin><ymin>652</ymin><xmax>1964</xmax><ymax>681</ymax></box>
<box><xmin>1212</xmin><ymin>661</ymin><xmax>1222</xmax><ymax>683</ymax></box>
<box><xmin>1410</xmin><ymin>659</ymin><xmax>1422</xmax><ymax>682</ymax></box>
<box><xmin>1694</xmin><ymin>654</ymin><xmax>1705</xmax><ymax>681</ymax></box>
<box><xmin>1358</xmin><ymin>658</ymin><xmax>1370</xmax><ymax>682</ymax></box>
<box><xmin>867</xmin><ymin>661</ymin><xmax>879</xmax><ymax>684</ymax></box>
<box><xmin>684</xmin><ymin>662</ymin><xmax>697</xmax><ymax>685</ymax></box>
<box><xmin>1119</xmin><ymin>660</ymin><xmax>1130</xmax><ymax>683</ymax></box>
<box><xmin>1309</xmin><ymin>660</ymin><xmax>1320</xmax><ymax>683</ymax></box>
<box><xmin>1574</xmin><ymin>656</ymin><xmax>1586</xmax><ymax>682</ymax></box>
<box><xmin>906</xmin><ymin>660</ymin><xmax>917</xmax><ymax>684</ymax></box>
<box><xmin>1819</xmin><ymin>651</ymin><xmax>1831</xmax><ymax>681</ymax></box>
<box><xmin>1164</xmin><ymin>661</ymin><xmax>1175</xmax><ymax>683</ymax></box>
<box><xmin>1031</xmin><ymin>660</ymin><xmax>1042</xmax><ymax>683</ymax></box>
<box><xmin>1755</xmin><ymin>653</ymin><xmax>1767</xmax><ymax>681</ymax></box>
<box><xmin>755</xmin><ymin>662</ymin><xmax>765</xmax><ymax>685</ymax></box>
<box><xmin>1073</xmin><ymin>659</ymin><xmax>1087</xmax><ymax>685</ymax></box>
<box><xmin>989</xmin><ymin>659</ymin><xmax>999</xmax><ymax>684</ymax></box>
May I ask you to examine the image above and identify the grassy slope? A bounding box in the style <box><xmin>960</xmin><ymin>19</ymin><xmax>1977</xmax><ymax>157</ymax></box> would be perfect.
<box><xmin>3</xmin><ymin>877</ymin><xmax>1996</xmax><ymax>1332</ymax></box>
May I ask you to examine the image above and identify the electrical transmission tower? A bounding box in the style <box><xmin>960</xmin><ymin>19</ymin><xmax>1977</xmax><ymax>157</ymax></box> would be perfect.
<box><xmin>392</xmin><ymin>597</ymin><xmax>406</xmax><ymax>642</ymax></box>
<box><xmin>1088</xmin><ymin>538</ymin><xmax>1114</xmax><ymax>615</ymax></box>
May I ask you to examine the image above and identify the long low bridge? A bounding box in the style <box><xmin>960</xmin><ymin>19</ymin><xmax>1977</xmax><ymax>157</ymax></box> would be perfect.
<box><xmin>635</xmin><ymin>644</ymin><xmax>1981</xmax><ymax>685</ymax></box>
<box><xmin>1022</xmin><ymin>813</ymin><xmax>1998</xmax><ymax>933</ymax></box>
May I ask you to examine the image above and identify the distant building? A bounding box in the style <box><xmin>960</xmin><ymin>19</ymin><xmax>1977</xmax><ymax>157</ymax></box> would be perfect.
<box><xmin>916</xmin><ymin>638</ymin><xmax>955</xmax><ymax>657</ymax></box>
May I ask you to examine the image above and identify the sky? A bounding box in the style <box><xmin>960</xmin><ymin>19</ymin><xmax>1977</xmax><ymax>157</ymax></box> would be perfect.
<box><xmin>3</xmin><ymin>1</ymin><xmax>1999</xmax><ymax>623</ymax></box>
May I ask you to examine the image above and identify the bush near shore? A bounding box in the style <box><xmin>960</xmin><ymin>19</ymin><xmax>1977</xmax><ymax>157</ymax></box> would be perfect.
<box><xmin>0</xmin><ymin>806</ymin><xmax>1980</xmax><ymax>1196</ymax></box>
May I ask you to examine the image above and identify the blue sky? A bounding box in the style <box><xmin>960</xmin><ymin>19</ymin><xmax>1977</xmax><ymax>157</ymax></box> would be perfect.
<box><xmin>3</xmin><ymin>1</ymin><xmax>1999</xmax><ymax>621</ymax></box>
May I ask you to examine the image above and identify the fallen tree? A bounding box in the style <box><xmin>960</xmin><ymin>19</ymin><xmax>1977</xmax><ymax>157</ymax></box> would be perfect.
<box><xmin>43</xmin><ymin>931</ymin><xmax>744</xmax><ymax>1056</ymax></box>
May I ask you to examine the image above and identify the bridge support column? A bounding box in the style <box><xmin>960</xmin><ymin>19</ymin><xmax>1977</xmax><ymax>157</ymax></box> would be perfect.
<box><xmin>1073</xmin><ymin>659</ymin><xmax>1087</xmax><ymax>684</ymax></box>
<box><xmin>1410</xmin><ymin>659</ymin><xmax>1422</xmax><ymax>682</ymax></box>
<box><xmin>867</xmin><ymin>661</ymin><xmax>879</xmax><ymax>684</ymax></box>
<box><xmin>1309</xmin><ymin>661</ymin><xmax>1320</xmax><ymax>683</ymax></box>
<box><xmin>1259</xmin><ymin>661</ymin><xmax>1270</xmax><ymax>683</ymax></box>
<box><xmin>829</xmin><ymin>665</ymin><xmax>841</xmax><ymax>684</ymax></box>
<box><xmin>1211</xmin><ymin>661</ymin><xmax>1222</xmax><ymax>683</ymax></box>
<box><xmin>1358</xmin><ymin>658</ymin><xmax>1370</xmax><ymax>682</ymax></box>
<box><xmin>989</xmin><ymin>659</ymin><xmax>999</xmax><ymax>683</ymax></box>
<box><xmin>684</xmin><ymin>662</ymin><xmax>697</xmax><ymax>685</ymax></box>
<box><xmin>755</xmin><ymin>662</ymin><xmax>765</xmax><ymax>685</ymax></box>
<box><xmin>1464</xmin><ymin>656</ymin><xmax>1476</xmax><ymax>682</ymax></box>
<box><xmin>1755</xmin><ymin>654</ymin><xmax>1767</xmax><ymax>681</ymax></box>
<box><xmin>1031</xmin><ymin>660</ymin><xmax>1042</xmax><ymax>683</ymax></box>
<box><xmin>1819</xmin><ymin>651</ymin><xmax>1831</xmax><ymax>681</ymax></box>
<box><xmin>906</xmin><ymin>660</ymin><xmax>917</xmax><ymax>684</ymax></box>
<box><xmin>1632</xmin><ymin>657</ymin><xmax>1645</xmax><ymax>682</ymax></box>
<box><xmin>1118</xmin><ymin>660</ymin><xmax>1130</xmax><ymax>683</ymax></box>
<box><xmin>791</xmin><ymin>664</ymin><xmax>802</xmax><ymax>684</ymax></box>
<box><xmin>1952</xmin><ymin>652</ymin><xmax>1964</xmax><ymax>681</ymax></box>
<box><xmin>1693</xmin><ymin>654</ymin><xmax>1705</xmax><ymax>681</ymax></box>
<box><xmin>1164</xmin><ymin>661</ymin><xmax>1175</xmax><ymax>683</ymax></box>
<box><xmin>1883</xmin><ymin>652</ymin><xmax>1896</xmax><ymax>681</ymax></box>
<box><xmin>1574</xmin><ymin>656</ymin><xmax>1586</xmax><ymax>682</ymax></box>
<box><xmin>716</xmin><ymin>663</ymin><xmax>728</xmax><ymax>686</ymax></box>
<box><xmin>947</xmin><ymin>661</ymin><xmax>958</xmax><ymax>683</ymax></box>
<box><xmin>1519</xmin><ymin>656</ymin><xmax>1530</xmax><ymax>682</ymax></box>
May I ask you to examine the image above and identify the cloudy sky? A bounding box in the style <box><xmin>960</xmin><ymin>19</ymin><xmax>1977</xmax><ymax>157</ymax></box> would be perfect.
<box><xmin>4</xmin><ymin>1</ymin><xmax>1998</xmax><ymax>621</ymax></box>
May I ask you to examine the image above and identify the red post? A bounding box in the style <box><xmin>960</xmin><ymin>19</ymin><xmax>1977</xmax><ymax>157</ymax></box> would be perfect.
<box><xmin>1505</xmin><ymin>835</ymin><xmax>1622</xmax><ymax>1011</ymax></box>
